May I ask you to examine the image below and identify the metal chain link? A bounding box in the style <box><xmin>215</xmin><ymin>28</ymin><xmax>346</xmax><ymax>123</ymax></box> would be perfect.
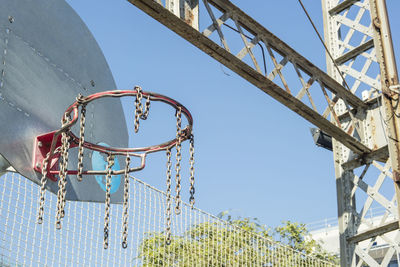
<box><xmin>122</xmin><ymin>155</ymin><xmax>130</xmax><ymax>249</ymax></box>
<box><xmin>104</xmin><ymin>154</ymin><xmax>114</xmax><ymax>249</ymax></box>
<box><xmin>77</xmin><ymin>104</ymin><xmax>86</xmax><ymax>181</ymax></box>
<box><xmin>140</xmin><ymin>95</ymin><xmax>151</xmax><ymax>120</ymax></box>
<box><xmin>55</xmin><ymin>129</ymin><xmax>70</xmax><ymax>230</ymax></box>
<box><xmin>165</xmin><ymin>148</ymin><xmax>172</xmax><ymax>245</ymax></box>
<box><xmin>37</xmin><ymin>152</ymin><xmax>51</xmax><ymax>224</ymax></box>
<box><xmin>134</xmin><ymin>86</ymin><xmax>143</xmax><ymax>133</ymax></box>
<box><xmin>55</xmin><ymin>180</ymin><xmax>62</xmax><ymax>229</ymax></box>
<box><xmin>38</xmin><ymin>146</ymin><xmax>62</xmax><ymax>224</ymax></box>
<box><xmin>174</xmin><ymin>107</ymin><xmax>182</xmax><ymax>215</ymax></box>
<box><xmin>56</xmin><ymin>152</ymin><xmax>65</xmax><ymax>227</ymax></box>
<box><xmin>55</xmin><ymin>113</ymin><xmax>70</xmax><ymax>229</ymax></box>
<box><xmin>60</xmin><ymin>134</ymin><xmax>70</xmax><ymax>218</ymax></box>
<box><xmin>189</xmin><ymin>135</ymin><xmax>195</xmax><ymax>209</ymax></box>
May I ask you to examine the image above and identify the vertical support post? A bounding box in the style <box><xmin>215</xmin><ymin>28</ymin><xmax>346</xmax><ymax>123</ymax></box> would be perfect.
<box><xmin>180</xmin><ymin>0</ymin><xmax>199</xmax><ymax>30</ymax></box>
<box><xmin>322</xmin><ymin>0</ymin><xmax>400</xmax><ymax>265</ymax></box>
<box><xmin>369</xmin><ymin>0</ymin><xmax>400</xmax><ymax>227</ymax></box>
<box><xmin>166</xmin><ymin>0</ymin><xmax>180</xmax><ymax>16</ymax></box>
<box><xmin>333</xmin><ymin>141</ymin><xmax>357</xmax><ymax>267</ymax></box>
<box><xmin>166</xmin><ymin>0</ymin><xmax>199</xmax><ymax>30</ymax></box>
<box><xmin>321</xmin><ymin>1</ymin><xmax>357</xmax><ymax>265</ymax></box>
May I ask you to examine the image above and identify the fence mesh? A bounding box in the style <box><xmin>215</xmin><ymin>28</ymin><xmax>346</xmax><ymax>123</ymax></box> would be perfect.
<box><xmin>0</xmin><ymin>172</ymin><xmax>336</xmax><ymax>266</ymax></box>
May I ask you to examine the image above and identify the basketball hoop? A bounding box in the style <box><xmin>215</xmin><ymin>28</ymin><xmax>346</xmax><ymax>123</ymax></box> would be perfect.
<box><xmin>34</xmin><ymin>86</ymin><xmax>195</xmax><ymax>249</ymax></box>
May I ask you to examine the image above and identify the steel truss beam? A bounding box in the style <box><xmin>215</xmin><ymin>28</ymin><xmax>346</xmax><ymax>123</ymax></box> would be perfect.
<box><xmin>128</xmin><ymin>0</ymin><xmax>374</xmax><ymax>155</ymax></box>
<box><xmin>128</xmin><ymin>0</ymin><xmax>399</xmax><ymax>265</ymax></box>
<box><xmin>322</xmin><ymin>0</ymin><xmax>400</xmax><ymax>266</ymax></box>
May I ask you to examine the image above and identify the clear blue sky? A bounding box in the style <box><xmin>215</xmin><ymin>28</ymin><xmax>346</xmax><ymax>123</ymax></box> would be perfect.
<box><xmin>66</xmin><ymin>0</ymin><xmax>400</xmax><ymax>228</ymax></box>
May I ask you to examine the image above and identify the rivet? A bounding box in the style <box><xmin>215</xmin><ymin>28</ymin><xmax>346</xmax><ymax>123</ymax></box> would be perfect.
<box><xmin>90</xmin><ymin>80</ymin><xmax>95</xmax><ymax>87</ymax></box>
<box><xmin>8</xmin><ymin>16</ymin><xmax>14</xmax><ymax>23</ymax></box>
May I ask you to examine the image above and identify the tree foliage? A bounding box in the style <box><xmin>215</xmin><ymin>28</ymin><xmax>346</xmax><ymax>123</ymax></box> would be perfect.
<box><xmin>274</xmin><ymin>220</ymin><xmax>339</xmax><ymax>264</ymax></box>
<box><xmin>138</xmin><ymin>215</ymin><xmax>338</xmax><ymax>266</ymax></box>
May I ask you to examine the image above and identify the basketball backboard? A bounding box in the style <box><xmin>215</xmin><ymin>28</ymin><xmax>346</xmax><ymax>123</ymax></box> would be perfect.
<box><xmin>0</xmin><ymin>0</ymin><xmax>128</xmax><ymax>203</ymax></box>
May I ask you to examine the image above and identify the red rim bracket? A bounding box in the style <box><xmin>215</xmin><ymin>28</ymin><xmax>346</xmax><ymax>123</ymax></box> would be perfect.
<box><xmin>33</xmin><ymin>131</ymin><xmax>77</xmax><ymax>181</ymax></box>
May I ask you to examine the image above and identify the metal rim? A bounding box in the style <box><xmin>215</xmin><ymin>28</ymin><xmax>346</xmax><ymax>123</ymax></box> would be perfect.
<box><xmin>59</xmin><ymin>89</ymin><xmax>193</xmax><ymax>156</ymax></box>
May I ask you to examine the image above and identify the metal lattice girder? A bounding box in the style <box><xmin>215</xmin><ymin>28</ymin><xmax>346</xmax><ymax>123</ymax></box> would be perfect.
<box><xmin>323</xmin><ymin>0</ymin><xmax>382</xmax><ymax>96</ymax></box>
<box><xmin>127</xmin><ymin>0</ymin><xmax>374</xmax><ymax>155</ymax></box>
<box><xmin>128</xmin><ymin>0</ymin><xmax>399</xmax><ymax>265</ymax></box>
<box><xmin>322</xmin><ymin>0</ymin><xmax>400</xmax><ymax>266</ymax></box>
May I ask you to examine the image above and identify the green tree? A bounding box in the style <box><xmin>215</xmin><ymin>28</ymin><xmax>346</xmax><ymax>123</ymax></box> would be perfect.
<box><xmin>138</xmin><ymin>215</ymin><xmax>338</xmax><ymax>266</ymax></box>
<box><xmin>274</xmin><ymin>220</ymin><xmax>339</xmax><ymax>264</ymax></box>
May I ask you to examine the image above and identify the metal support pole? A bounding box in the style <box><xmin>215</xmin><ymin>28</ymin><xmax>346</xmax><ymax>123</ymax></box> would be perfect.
<box><xmin>166</xmin><ymin>0</ymin><xmax>199</xmax><ymax>30</ymax></box>
<box><xmin>322</xmin><ymin>1</ymin><xmax>357</xmax><ymax>265</ymax></box>
<box><xmin>322</xmin><ymin>0</ymin><xmax>400</xmax><ymax>265</ymax></box>
<box><xmin>369</xmin><ymin>0</ymin><xmax>400</xmax><ymax>227</ymax></box>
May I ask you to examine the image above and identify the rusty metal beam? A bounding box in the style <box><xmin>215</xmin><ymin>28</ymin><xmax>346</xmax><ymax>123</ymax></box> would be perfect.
<box><xmin>370</xmin><ymin>0</ymin><xmax>400</xmax><ymax>229</ymax></box>
<box><xmin>329</xmin><ymin>0</ymin><xmax>360</xmax><ymax>15</ymax></box>
<box><xmin>347</xmin><ymin>221</ymin><xmax>399</xmax><ymax>243</ymax></box>
<box><xmin>127</xmin><ymin>0</ymin><xmax>371</xmax><ymax>154</ymax></box>
<box><xmin>342</xmin><ymin>145</ymin><xmax>388</xmax><ymax>170</ymax></box>
<box><xmin>335</xmin><ymin>39</ymin><xmax>374</xmax><ymax>65</ymax></box>
<box><xmin>208</xmin><ymin>0</ymin><xmax>366</xmax><ymax>109</ymax></box>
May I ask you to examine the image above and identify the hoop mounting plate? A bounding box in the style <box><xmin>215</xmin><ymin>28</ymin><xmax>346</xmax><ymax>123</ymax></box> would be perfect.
<box><xmin>33</xmin><ymin>131</ymin><xmax>78</xmax><ymax>181</ymax></box>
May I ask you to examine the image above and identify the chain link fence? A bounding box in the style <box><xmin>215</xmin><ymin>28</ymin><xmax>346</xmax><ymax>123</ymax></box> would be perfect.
<box><xmin>0</xmin><ymin>172</ymin><xmax>336</xmax><ymax>266</ymax></box>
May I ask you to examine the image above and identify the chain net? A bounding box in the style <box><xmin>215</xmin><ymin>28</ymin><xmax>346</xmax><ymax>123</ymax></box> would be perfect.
<box><xmin>0</xmin><ymin>172</ymin><xmax>336</xmax><ymax>266</ymax></box>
